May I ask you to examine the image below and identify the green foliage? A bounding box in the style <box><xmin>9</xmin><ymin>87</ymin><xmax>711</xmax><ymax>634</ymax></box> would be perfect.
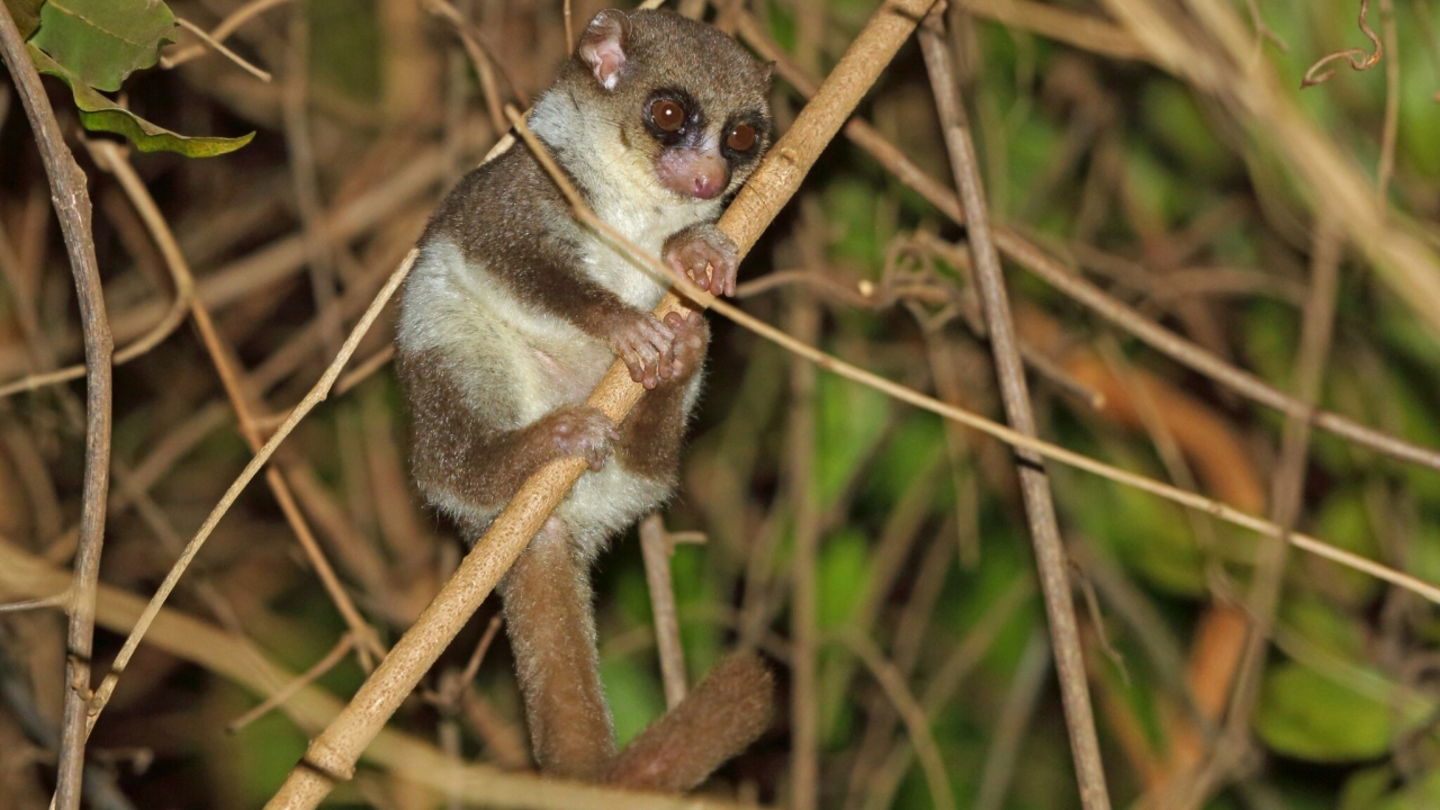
<box><xmin>3</xmin><ymin>0</ymin><xmax>41</xmax><ymax>38</ymax></box>
<box><xmin>1142</xmin><ymin>82</ymin><xmax>1230</xmax><ymax>178</ymax></box>
<box><xmin>670</xmin><ymin>544</ymin><xmax>723</xmax><ymax>672</ymax></box>
<box><xmin>309</xmin><ymin>0</ymin><xmax>382</xmax><ymax>104</ymax></box>
<box><xmin>29</xmin><ymin>45</ymin><xmax>253</xmax><ymax>156</ymax></box>
<box><xmin>1342</xmin><ymin>766</ymin><xmax>1440</xmax><ymax>810</ymax></box>
<box><xmin>227</xmin><ymin>690</ymin><xmax>308</xmax><ymax>807</ymax></box>
<box><xmin>817</xmin><ymin>528</ymin><xmax>869</xmax><ymax>631</ymax></box>
<box><xmin>1065</xmin><ymin>464</ymin><xmax>1208</xmax><ymax>597</ymax></box>
<box><xmin>1254</xmin><ymin>662</ymin><xmax>1397</xmax><ymax>762</ymax></box>
<box><xmin>30</xmin><ymin>0</ymin><xmax>173</xmax><ymax>92</ymax></box>
<box><xmin>816</xmin><ymin>373</ymin><xmax>890</xmax><ymax>510</ymax></box>
<box><xmin>1308</xmin><ymin>490</ymin><xmax>1384</xmax><ymax>605</ymax></box>
<box><xmin>1280</xmin><ymin>594</ymin><xmax>1367</xmax><ymax>660</ymax></box>
<box><xmin>601</xmin><ymin>655</ymin><xmax>664</xmax><ymax>748</ymax></box>
<box><xmin>20</xmin><ymin>0</ymin><xmax>251</xmax><ymax>156</ymax></box>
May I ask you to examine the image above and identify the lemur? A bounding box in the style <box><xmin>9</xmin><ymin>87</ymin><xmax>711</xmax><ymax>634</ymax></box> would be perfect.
<box><xmin>396</xmin><ymin>8</ymin><xmax>775</xmax><ymax>791</ymax></box>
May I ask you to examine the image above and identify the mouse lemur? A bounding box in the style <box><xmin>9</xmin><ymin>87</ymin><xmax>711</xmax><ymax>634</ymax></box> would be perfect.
<box><xmin>396</xmin><ymin>8</ymin><xmax>775</xmax><ymax>789</ymax></box>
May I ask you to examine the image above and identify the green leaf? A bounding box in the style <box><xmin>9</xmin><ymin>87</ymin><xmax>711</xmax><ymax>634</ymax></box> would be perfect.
<box><xmin>1254</xmin><ymin>662</ymin><xmax>1393</xmax><ymax>762</ymax></box>
<box><xmin>3</xmin><ymin>0</ymin><xmax>43</xmax><ymax>38</ymax></box>
<box><xmin>817</xmin><ymin>373</ymin><xmax>890</xmax><ymax>510</ymax></box>
<box><xmin>817</xmin><ymin>529</ymin><xmax>870</xmax><ymax>631</ymax></box>
<box><xmin>29</xmin><ymin>44</ymin><xmax>253</xmax><ymax>157</ymax></box>
<box><xmin>30</xmin><ymin>0</ymin><xmax>174</xmax><ymax>92</ymax></box>
<box><xmin>601</xmin><ymin>655</ymin><xmax>664</xmax><ymax>748</ymax></box>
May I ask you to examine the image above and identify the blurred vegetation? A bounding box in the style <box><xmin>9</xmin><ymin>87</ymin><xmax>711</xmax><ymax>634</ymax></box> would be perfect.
<box><xmin>2</xmin><ymin>0</ymin><xmax>1440</xmax><ymax>808</ymax></box>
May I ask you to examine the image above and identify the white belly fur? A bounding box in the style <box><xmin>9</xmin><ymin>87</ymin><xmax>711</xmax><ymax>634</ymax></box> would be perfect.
<box><xmin>398</xmin><ymin>236</ymin><xmax>678</xmax><ymax>558</ymax></box>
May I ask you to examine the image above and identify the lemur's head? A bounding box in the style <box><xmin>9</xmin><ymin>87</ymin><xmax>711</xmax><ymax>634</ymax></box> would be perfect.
<box><xmin>541</xmin><ymin>9</ymin><xmax>773</xmax><ymax>204</ymax></box>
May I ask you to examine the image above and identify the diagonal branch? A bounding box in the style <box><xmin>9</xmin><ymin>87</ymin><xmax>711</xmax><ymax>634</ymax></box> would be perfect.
<box><xmin>918</xmin><ymin>10</ymin><xmax>1111</xmax><ymax>810</ymax></box>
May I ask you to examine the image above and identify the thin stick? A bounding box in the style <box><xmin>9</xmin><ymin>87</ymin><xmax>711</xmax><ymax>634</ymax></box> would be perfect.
<box><xmin>976</xmin><ymin>632</ymin><xmax>1051</xmax><ymax>810</ymax></box>
<box><xmin>230</xmin><ymin>634</ymin><xmax>357</xmax><ymax>732</ymax></box>
<box><xmin>0</xmin><ymin>9</ymin><xmax>114</xmax><ymax>810</ymax></box>
<box><xmin>918</xmin><ymin>11</ymin><xmax>1111</xmax><ymax>809</ymax></box>
<box><xmin>162</xmin><ymin>0</ymin><xmax>293</xmax><ymax>70</ymax></box>
<box><xmin>786</xmin><ymin>283</ymin><xmax>822</xmax><ymax>810</ymax></box>
<box><xmin>639</xmin><ymin>514</ymin><xmax>688</xmax><ymax>709</ymax></box>
<box><xmin>0</xmin><ymin>592</ymin><xmax>71</xmax><ymax>613</ymax></box>
<box><xmin>1376</xmin><ymin>0</ymin><xmax>1399</xmax><ymax>202</ymax></box>
<box><xmin>563</xmin><ymin>0</ymin><xmax>575</xmax><ymax>53</ymax></box>
<box><xmin>264</xmin><ymin>3</ymin><xmax>937</xmax><ymax>805</ymax></box>
<box><xmin>174</xmin><ymin>17</ymin><xmax>272</xmax><ymax>81</ymax></box>
<box><xmin>0</xmin><ymin>164</ymin><xmax>193</xmax><ymax>392</ymax></box>
<box><xmin>426</xmin><ymin>0</ymin><xmax>514</xmax><ymax>135</ymax></box>
<box><xmin>85</xmin><ymin>250</ymin><xmax>415</xmax><ymax>731</ymax></box>
<box><xmin>1193</xmin><ymin>214</ymin><xmax>1343</xmax><ymax>806</ymax></box>
<box><xmin>456</xmin><ymin>614</ymin><xmax>504</xmax><ymax>689</ymax></box>
<box><xmin>834</xmin><ymin>631</ymin><xmax>955</xmax><ymax>810</ymax></box>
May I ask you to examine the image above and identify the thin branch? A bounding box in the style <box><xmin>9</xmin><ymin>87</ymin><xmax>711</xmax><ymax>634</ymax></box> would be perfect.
<box><xmin>0</xmin><ymin>9</ymin><xmax>115</xmax><ymax>810</ymax></box>
<box><xmin>976</xmin><ymin>632</ymin><xmax>1051</xmax><ymax>810</ymax></box>
<box><xmin>1191</xmin><ymin>213</ymin><xmax>1343</xmax><ymax>807</ymax></box>
<box><xmin>1376</xmin><ymin>0</ymin><xmax>1399</xmax><ymax>202</ymax></box>
<box><xmin>426</xmin><ymin>0</ymin><xmax>512</xmax><ymax>135</ymax></box>
<box><xmin>918</xmin><ymin>11</ymin><xmax>1111</xmax><ymax>809</ymax></box>
<box><xmin>162</xmin><ymin>0</ymin><xmax>293</xmax><ymax>70</ymax></box>
<box><xmin>638</xmin><ymin>514</ymin><xmax>688</xmax><ymax>710</ymax></box>
<box><xmin>0</xmin><ymin>591</ymin><xmax>71</xmax><ymax>613</ymax></box>
<box><xmin>0</xmin><ymin>139</ymin><xmax>196</xmax><ymax>401</ymax></box>
<box><xmin>786</xmin><ymin>275</ymin><xmax>822</xmax><ymax>810</ymax></box>
<box><xmin>833</xmin><ymin>631</ymin><xmax>955</xmax><ymax>810</ymax></box>
<box><xmin>862</xmin><ymin>577</ymin><xmax>1035</xmax><ymax>810</ymax></box>
<box><xmin>230</xmin><ymin>634</ymin><xmax>357</xmax><ymax>733</ymax></box>
<box><xmin>174</xmin><ymin>17</ymin><xmax>272</xmax><ymax>82</ymax></box>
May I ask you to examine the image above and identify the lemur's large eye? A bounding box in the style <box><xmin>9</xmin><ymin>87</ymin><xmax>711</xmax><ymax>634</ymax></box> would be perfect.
<box><xmin>650</xmin><ymin>99</ymin><xmax>685</xmax><ymax>132</ymax></box>
<box><xmin>726</xmin><ymin>124</ymin><xmax>758</xmax><ymax>152</ymax></box>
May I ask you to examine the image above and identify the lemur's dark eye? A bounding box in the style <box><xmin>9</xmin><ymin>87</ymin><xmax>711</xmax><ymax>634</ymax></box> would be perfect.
<box><xmin>726</xmin><ymin>124</ymin><xmax>757</xmax><ymax>152</ymax></box>
<box><xmin>650</xmin><ymin>99</ymin><xmax>685</xmax><ymax>132</ymax></box>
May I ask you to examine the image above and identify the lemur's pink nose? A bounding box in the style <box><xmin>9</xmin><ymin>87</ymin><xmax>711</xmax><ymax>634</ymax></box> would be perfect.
<box><xmin>657</xmin><ymin>149</ymin><xmax>728</xmax><ymax>200</ymax></box>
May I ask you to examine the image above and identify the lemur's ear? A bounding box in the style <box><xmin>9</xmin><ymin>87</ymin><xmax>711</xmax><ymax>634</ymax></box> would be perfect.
<box><xmin>578</xmin><ymin>9</ymin><xmax>630</xmax><ymax>91</ymax></box>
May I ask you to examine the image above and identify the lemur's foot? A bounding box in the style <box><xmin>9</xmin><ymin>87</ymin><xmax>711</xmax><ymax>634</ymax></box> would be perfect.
<box><xmin>658</xmin><ymin>309</ymin><xmax>709</xmax><ymax>384</ymax></box>
<box><xmin>539</xmin><ymin>405</ymin><xmax>618</xmax><ymax>471</ymax></box>
<box><xmin>664</xmin><ymin>223</ymin><xmax>739</xmax><ymax>297</ymax></box>
<box><xmin>610</xmin><ymin>313</ymin><xmax>677</xmax><ymax>390</ymax></box>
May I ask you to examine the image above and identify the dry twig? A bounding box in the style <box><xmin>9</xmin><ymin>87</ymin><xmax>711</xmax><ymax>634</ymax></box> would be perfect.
<box><xmin>0</xmin><ymin>9</ymin><xmax>114</xmax><ymax>809</ymax></box>
<box><xmin>918</xmin><ymin>10</ymin><xmax>1111</xmax><ymax>809</ymax></box>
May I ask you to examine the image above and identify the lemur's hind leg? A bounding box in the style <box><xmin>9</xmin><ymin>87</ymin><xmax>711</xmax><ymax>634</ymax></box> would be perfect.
<box><xmin>497</xmin><ymin>518</ymin><xmax>616</xmax><ymax>780</ymax></box>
